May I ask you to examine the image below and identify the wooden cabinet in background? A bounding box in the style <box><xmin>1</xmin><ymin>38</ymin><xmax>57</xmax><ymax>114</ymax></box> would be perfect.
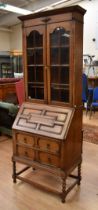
<box><xmin>0</xmin><ymin>54</ymin><xmax>13</xmax><ymax>78</ymax></box>
<box><xmin>0</xmin><ymin>83</ymin><xmax>16</xmax><ymax>101</ymax></box>
<box><xmin>12</xmin><ymin>5</ymin><xmax>86</xmax><ymax>202</ymax></box>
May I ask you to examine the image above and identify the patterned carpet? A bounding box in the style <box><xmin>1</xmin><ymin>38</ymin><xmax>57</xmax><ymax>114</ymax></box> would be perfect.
<box><xmin>83</xmin><ymin>124</ymin><xmax>98</xmax><ymax>144</ymax></box>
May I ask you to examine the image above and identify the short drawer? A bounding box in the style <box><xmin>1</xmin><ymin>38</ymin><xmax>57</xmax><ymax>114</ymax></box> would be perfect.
<box><xmin>16</xmin><ymin>133</ymin><xmax>34</xmax><ymax>146</ymax></box>
<box><xmin>16</xmin><ymin>145</ymin><xmax>35</xmax><ymax>159</ymax></box>
<box><xmin>37</xmin><ymin>138</ymin><xmax>60</xmax><ymax>155</ymax></box>
<box><xmin>37</xmin><ymin>151</ymin><xmax>60</xmax><ymax>168</ymax></box>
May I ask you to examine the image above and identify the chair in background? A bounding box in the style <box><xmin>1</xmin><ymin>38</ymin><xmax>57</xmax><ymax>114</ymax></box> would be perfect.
<box><xmin>90</xmin><ymin>87</ymin><xmax>98</xmax><ymax>117</ymax></box>
<box><xmin>15</xmin><ymin>78</ymin><xmax>25</xmax><ymax>106</ymax></box>
<box><xmin>0</xmin><ymin>102</ymin><xmax>18</xmax><ymax>136</ymax></box>
<box><xmin>0</xmin><ymin>78</ymin><xmax>25</xmax><ymax>136</ymax></box>
<box><xmin>82</xmin><ymin>73</ymin><xmax>94</xmax><ymax>114</ymax></box>
<box><xmin>82</xmin><ymin>73</ymin><xmax>88</xmax><ymax>107</ymax></box>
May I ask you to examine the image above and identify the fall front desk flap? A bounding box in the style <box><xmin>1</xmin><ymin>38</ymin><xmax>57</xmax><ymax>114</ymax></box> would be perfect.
<box><xmin>12</xmin><ymin>102</ymin><xmax>75</xmax><ymax>140</ymax></box>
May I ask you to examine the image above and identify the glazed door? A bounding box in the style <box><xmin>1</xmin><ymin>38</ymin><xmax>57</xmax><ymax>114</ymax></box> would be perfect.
<box><xmin>25</xmin><ymin>25</ymin><xmax>47</xmax><ymax>102</ymax></box>
<box><xmin>47</xmin><ymin>22</ymin><xmax>73</xmax><ymax>106</ymax></box>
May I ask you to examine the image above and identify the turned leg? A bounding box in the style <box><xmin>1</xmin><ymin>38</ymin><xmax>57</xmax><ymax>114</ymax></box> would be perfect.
<box><xmin>12</xmin><ymin>160</ymin><xmax>17</xmax><ymax>183</ymax></box>
<box><xmin>61</xmin><ymin>177</ymin><xmax>66</xmax><ymax>203</ymax></box>
<box><xmin>77</xmin><ymin>163</ymin><xmax>82</xmax><ymax>185</ymax></box>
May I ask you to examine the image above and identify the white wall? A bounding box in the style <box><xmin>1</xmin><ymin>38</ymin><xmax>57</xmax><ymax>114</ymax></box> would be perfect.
<box><xmin>0</xmin><ymin>30</ymin><xmax>10</xmax><ymax>51</ymax></box>
<box><xmin>10</xmin><ymin>24</ymin><xmax>22</xmax><ymax>51</ymax></box>
<box><xmin>79</xmin><ymin>0</ymin><xmax>98</xmax><ymax>59</ymax></box>
<box><xmin>0</xmin><ymin>24</ymin><xmax>22</xmax><ymax>52</ymax></box>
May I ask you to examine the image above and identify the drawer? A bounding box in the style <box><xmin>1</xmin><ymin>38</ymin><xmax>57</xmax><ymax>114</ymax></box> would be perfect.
<box><xmin>37</xmin><ymin>138</ymin><xmax>60</xmax><ymax>155</ymax></box>
<box><xmin>38</xmin><ymin>151</ymin><xmax>60</xmax><ymax>168</ymax></box>
<box><xmin>16</xmin><ymin>133</ymin><xmax>34</xmax><ymax>146</ymax></box>
<box><xmin>16</xmin><ymin>145</ymin><xmax>35</xmax><ymax>159</ymax></box>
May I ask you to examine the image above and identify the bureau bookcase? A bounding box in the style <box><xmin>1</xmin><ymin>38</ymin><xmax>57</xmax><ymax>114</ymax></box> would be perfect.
<box><xmin>12</xmin><ymin>5</ymin><xmax>86</xmax><ymax>202</ymax></box>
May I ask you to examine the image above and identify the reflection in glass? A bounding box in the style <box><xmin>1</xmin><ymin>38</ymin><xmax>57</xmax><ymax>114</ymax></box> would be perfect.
<box><xmin>27</xmin><ymin>49</ymin><xmax>43</xmax><ymax>65</ymax></box>
<box><xmin>61</xmin><ymin>47</ymin><xmax>69</xmax><ymax>64</ymax></box>
<box><xmin>27</xmin><ymin>50</ymin><xmax>34</xmax><ymax>65</ymax></box>
<box><xmin>50</xmin><ymin>27</ymin><xmax>70</xmax><ymax>46</ymax></box>
<box><xmin>28</xmin><ymin>66</ymin><xmax>35</xmax><ymax>82</ymax></box>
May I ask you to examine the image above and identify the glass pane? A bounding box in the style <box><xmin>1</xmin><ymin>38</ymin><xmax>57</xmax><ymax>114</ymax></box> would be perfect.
<box><xmin>60</xmin><ymin>28</ymin><xmax>70</xmax><ymax>45</ymax></box>
<box><xmin>35</xmin><ymin>31</ymin><xmax>43</xmax><ymax>47</ymax></box>
<box><xmin>50</xmin><ymin>29</ymin><xmax>59</xmax><ymax>46</ymax></box>
<box><xmin>60</xmin><ymin>47</ymin><xmax>69</xmax><ymax>64</ymax></box>
<box><xmin>50</xmin><ymin>27</ymin><xmax>70</xmax><ymax>46</ymax></box>
<box><xmin>51</xmin><ymin>88</ymin><xmax>69</xmax><ymax>102</ymax></box>
<box><xmin>27</xmin><ymin>30</ymin><xmax>43</xmax><ymax>48</ymax></box>
<box><xmin>36</xmin><ymin>66</ymin><xmax>44</xmax><ymax>82</ymax></box>
<box><xmin>28</xmin><ymin>84</ymin><xmax>44</xmax><ymax>99</ymax></box>
<box><xmin>28</xmin><ymin>66</ymin><xmax>44</xmax><ymax>83</ymax></box>
<box><xmin>61</xmin><ymin>67</ymin><xmax>69</xmax><ymax>84</ymax></box>
<box><xmin>27</xmin><ymin>49</ymin><xmax>35</xmax><ymax>65</ymax></box>
<box><xmin>50</xmin><ymin>48</ymin><xmax>59</xmax><ymax>64</ymax></box>
<box><xmin>51</xmin><ymin>66</ymin><xmax>69</xmax><ymax>84</ymax></box>
<box><xmin>35</xmin><ymin>49</ymin><xmax>43</xmax><ymax>64</ymax></box>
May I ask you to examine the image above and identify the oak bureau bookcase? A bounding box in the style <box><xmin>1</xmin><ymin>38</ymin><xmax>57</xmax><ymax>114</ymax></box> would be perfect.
<box><xmin>12</xmin><ymin>5</ymin><xmax>86</xmax><ymax>202</ymax></box>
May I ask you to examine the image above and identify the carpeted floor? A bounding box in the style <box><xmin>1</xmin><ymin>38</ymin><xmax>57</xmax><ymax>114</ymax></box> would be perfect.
<box><xmin>83</xmin><ymin>124</ymin><xmax>98</xmax><ymax>144</ymax></box>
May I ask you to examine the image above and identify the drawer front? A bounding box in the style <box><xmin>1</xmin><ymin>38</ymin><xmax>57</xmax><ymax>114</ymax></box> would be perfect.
<box><xmin>38</xmin><ymin>152</ymin><xmax>60</xmax><ymax>168</ymax></box>
<box><xmin>17</xmin><ymin>146</ymin><xmax>35</xmax><ymax>159</ymax></box>
<box><xmin>16</xmin><ymin>133</ymin><xmax>34</xmax><ymax>146</ymax></box>
<box><xmin>37</xmin><ymin>138</ymin><xmax>60</xmax><ymax>155</ymax></box>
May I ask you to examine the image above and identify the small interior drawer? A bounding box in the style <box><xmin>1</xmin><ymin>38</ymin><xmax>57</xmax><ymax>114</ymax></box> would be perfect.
<box><xmin>16</xmin><ymin>133</ymin><xmax>34</xmax><ymax>146</ymax></box>
<box><xmin>16</xmin><ymin>145</ymin><xmax>35</xmax><ymax>159</ymax></box>
<box><xmin>37</xmin><ymin>151</ymin><xmax>60</xmax><ymax>167</ymax></box>
<box><xmin>37</xmin><ymin>138</ymin><xmax>60</xmax><ymax>155</ymax></box>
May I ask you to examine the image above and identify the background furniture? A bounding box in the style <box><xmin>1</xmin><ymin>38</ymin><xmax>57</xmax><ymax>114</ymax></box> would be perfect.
<box><xmin>0</xmin><ymin>78</ymin><xmax>23</xmax><ymax>136</ymax></box>
<box><xmin>15</xmin><ymin>79</ymin><xmax>25</xmax><ymax>106</ymax></box>
<box><xmin>90</xmin><ymin>87</ymin><xmax>98</xmax><ymax>117</ymax></box>
<box><xmin>1</xmin><ymin>62</ymin><xmax>12</xmax><ymax>78</ymax></box>
<box><xmin>11</xmin><ymin>51</ymin><xmax>23</xmax><ymax>73</ymax></box>
<box><xmin>12</xmin><ymin>5</ymin><xmax>86</xmax><ymax>202</ymax></box>
<box><xmin>0</xmin><ymin>78</ymin><xmax>20</xmax><ymax>102</ymax></box>
<box><xmin>88</xmin><ymin>77</ymin><xmax>98</xmax><ymax>88</ymax></box>
<box><xmin>0</xmin><ymin>102</ymin><xmax>18</xmax><ymax>136</ymax></box>
<box><xmin>82</xmin><ymin>73</ymin><xmax>88</xmax><ymax>103</ymax></box>
<box><xmin>0</xmin><ymin>54</ymin><xmax>13</xmax><ymax>78</ymax></box>
<box><xmin>82</xmin><ymin>74</ymin><xmax>93</xmax><ymax>113</ymax></box>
